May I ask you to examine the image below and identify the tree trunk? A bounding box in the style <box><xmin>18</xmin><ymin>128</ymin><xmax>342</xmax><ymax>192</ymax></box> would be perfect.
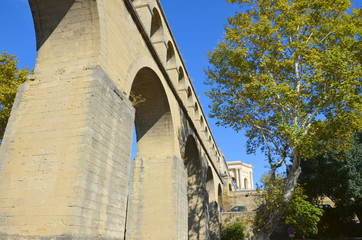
<box><xmin>253</xmin><ymin>156</ymin><xmax>302</xmax><ymax>240</ymax></box>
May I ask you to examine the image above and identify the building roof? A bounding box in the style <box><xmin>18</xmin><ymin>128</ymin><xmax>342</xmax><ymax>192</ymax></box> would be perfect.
<box><xmin>227</xmin><ymin>161</ymin><xmax>254</xmax><ymax>169</ymax></box>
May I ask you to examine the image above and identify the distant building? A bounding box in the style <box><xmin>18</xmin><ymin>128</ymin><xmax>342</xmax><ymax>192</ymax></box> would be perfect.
<box><xmin>227</xmin><ymin>161</ymin><xmax>254</xmax><ymax>190</ymax></box>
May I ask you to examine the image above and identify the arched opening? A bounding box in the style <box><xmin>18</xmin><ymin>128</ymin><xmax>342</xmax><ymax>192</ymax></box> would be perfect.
<box><xmin>244</xmin><ymin>178</ymin><xmax>248</xmax><ymax>189</ymax></box>
<box><xmin>178</xmin><ymin>67</ymin><xmax>185</xmax><ymax>93</ymax></box>
<box><xmin>194</xmin><ymin>103</ymin><xmax>199</xmax><ymax>114</ymax></box>
<box><xmin>150</xmin><ymin>8</ymin><xmax>163</xmax><ymax>41</ymax></box>
<box><xmin>127</xmin><ymin>67</ymin><xmax>177</xmax><ymax>239</ymax></box>
<box><xmin>217</xmin><ymin>184</ymin><xmax>223</xmax><ymax>209</ymax></box>
<box><xmin>206</xmin><ymin>167</ymin><xmax>215</xmax><ymax>202</ymax></box>
<box><xmin>229</xmin><ymin>184</ymin><xmax>233</xmax><ymax>192</ymax></box>
<box><xmin>166</xmin><ymin>41</ymin><xmax>176</xmax><ymax>68</ymax></box>
<box><xmin>178</xmin><ymin>67</ymin><xmax>185</xmax><ymax>83</ymax></box>
<box><xmin>206</xmin><ymin>167</ymin><xmax>220</xmax><ymax>239</ymax></box>
<box><xmin>129</xmin><ymin>67</ymin><xmax>174</xmax><ymax>155</ymax></box>
<box><xmin>187</xmin><ymin>86</ymin><xmax>192</xmax><ymax>98</ymax></box>
<box><xmin>184</xmin><ymin>136</ymin><xmax>205</xmax><ymax>239</ymax></box>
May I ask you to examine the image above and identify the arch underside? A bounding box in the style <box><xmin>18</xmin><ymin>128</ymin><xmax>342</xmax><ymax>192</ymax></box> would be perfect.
<box><xmin>131</xmin><ymin>67</ymin><xmax>174</xmax><ymax>156</ymax></box>
<box><xmin>126</xmin><ymin>67</ymin><xmax>188</xmax><ymax>239</ymax></box>
<box><xmin>29</xmin><ymin>0</ymin><xmax>100</xmax><ymax>74</ymax></box>
<box><xmin>207</xmin><ymin>167</ymin><xmax>221</xmax><ymax>239</ymax></box>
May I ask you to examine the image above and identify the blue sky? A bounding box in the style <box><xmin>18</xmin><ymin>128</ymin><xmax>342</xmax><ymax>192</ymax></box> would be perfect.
<box><xmin>1</xmin><ymin>0</ymin><xmax>361</xmax><ymax>186</ymax></box>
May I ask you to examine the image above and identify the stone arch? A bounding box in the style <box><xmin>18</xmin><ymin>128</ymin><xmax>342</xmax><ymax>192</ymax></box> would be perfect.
<box><xmin>127</xmin><ymin>67</ymin><xmax>179</xmax><ymax>239</ymax></box>
<box><xmin>0</xmin><ymin>0</ymin><xmax>226</xmax><ymax>239</ymax></box>
<box><xmin>206</xmin><ymin>167</ymin><xmax>221</xmax><ymax>239</ymax></box>
<box><xmin>187</xmin><ymin>86</ymin><xmax>192</xmax><ymax>98</ymax></box>
<box><xmin>28</xmin><ymin>0</ymin><xmax>101</xmax><ymax>73</ymax></box>
<box><xmin>29</xmin><ymin>0</ymin><xmax>73</xmax><ymax>50</ymax></box>
<box><xmin>184</xmin><ymin>135</ymin><xmax>207</xmax><ymax>239</ymax></box>
<box><xmin>150</xmin><ymin>8</ymin><xmax>163</xmax><ymax>41</ymax></box>
<box><xmin>166</xmin><ymin>41</ymin><xmax>176</xmax><ymax>68</ymax></box>
<box><xmin>177</xmin><ymin>67</ymin><xmax>186</xmax><ymax>94</ymax></box>
<box><xmin>194</xmin><ymin>103</ymin><xmax>199</xmax><ymax>114</ymax></box>
<box><xmin>206</xmin><ymin>167</ymin><xmax>215</xmax><ymax>202</ymax></box>
<box><xmin>179</xmin><ymin>66</ymin><xmax>185</xmax><ymax>83</ymax></box>
<box><xmin>229</xmin><ymin>183</ymin><xmax>233</xmax><ymax>192</ymax></box>
<box><xmin>217</xmin><ymin>184</ymin><xmax>223</xmax><ymax>208</ymax></box>
<box><xmin>129</xmin><ymin>67</ymin><xmax>175</xmax><ymax>155</ymax></box>
<box><xmin>204</xmin><ymin>127</ymin><xmax>209</xmax><ymax>141</ymax></box>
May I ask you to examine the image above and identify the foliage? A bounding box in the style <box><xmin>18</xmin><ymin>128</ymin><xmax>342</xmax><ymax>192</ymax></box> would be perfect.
<box><xmin>254</xmin><ymin>175</ymin><xmax>285</xmax><ymax>234</ymax></box>
<box><xmin>283</xmin><ymin>182</ymin><xmax>323</xmax><ymax>238</ymax></box>
<box><xmin>254</xmin><ymin>175</ymin><xmax>323</xmax><ymax>238</ymax></box>
<box><xmin>316</xmin><ymin>207</ymin><xmax>362</xmax><ymax>238</ymax></box>
<box><xmin>221</xmin><ymin>217</ymin><xmax>246</xmax><ymax>240</ymax></box>
<box><xmin>206</xmin><ymin>0</ymin><xmax>362</xmax><ymax>163</ymax></box>
<box><xmin>205</xmin><ymin>0</ymin><xmax>361</xmax><ymax>238</ymax></box>
<box><xmin>0</xmin><ymin>51</ymin><xmax>29</xmax><ymax>142</ymax></box>
<box><xmin>299</xmin><ymin>131</ymin><xmax>362</xmax><ymax>222</ymax></box>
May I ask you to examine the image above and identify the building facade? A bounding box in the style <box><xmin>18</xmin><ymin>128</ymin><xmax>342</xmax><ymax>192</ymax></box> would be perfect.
<box><xmin>227</xmin><ymin>161</ymin><xmax>254</xmax><ymax>190</ymax></box>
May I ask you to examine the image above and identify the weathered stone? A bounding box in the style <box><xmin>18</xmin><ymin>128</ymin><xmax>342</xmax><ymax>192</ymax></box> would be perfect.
<box><xmin>0</xmin><ymin>0</ymin><xmax>248</xmax><ymax>239</ymax></box>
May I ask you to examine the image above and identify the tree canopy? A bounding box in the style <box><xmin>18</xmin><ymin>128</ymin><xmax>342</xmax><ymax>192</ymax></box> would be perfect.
<box><xmin>0</xmin><ymin>51</ymin><xmax>29</xmax><ymax>143</ymax></box>
<box><xmin>205</xmin><ymin>0</ymin><xmax>361</xmax><ymax>238</ymax></box>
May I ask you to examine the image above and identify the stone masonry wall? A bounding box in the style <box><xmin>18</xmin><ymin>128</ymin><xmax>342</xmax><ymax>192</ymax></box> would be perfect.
<box><xmin>0</xmin><ymin>66</ymin><xmax>135</xmax><ymax>239</ymax></box>
<box><xmin>222</xmin><ymin>190</ymin><xmax>260</xmax><ymax>212</ymax></box>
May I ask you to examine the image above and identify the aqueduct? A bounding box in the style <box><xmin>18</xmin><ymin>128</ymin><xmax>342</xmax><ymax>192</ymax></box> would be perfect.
<box><xmin>0</xmin><ymin>0</ymin><xmax>237</xmax><ymax>239</ymax></box>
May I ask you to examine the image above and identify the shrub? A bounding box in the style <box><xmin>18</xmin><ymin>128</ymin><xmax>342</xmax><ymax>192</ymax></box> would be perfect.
<box><xmin>221</xmin><ymin>221</ymin><xmax>245</xmax><ymax>240</ymax></box>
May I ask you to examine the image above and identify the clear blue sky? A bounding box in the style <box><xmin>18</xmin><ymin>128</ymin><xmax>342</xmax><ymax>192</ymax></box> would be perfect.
<box><xmin>1</xmin><ymin>0</ymin><xmax>361</xmax><ymax>186</ymax></box>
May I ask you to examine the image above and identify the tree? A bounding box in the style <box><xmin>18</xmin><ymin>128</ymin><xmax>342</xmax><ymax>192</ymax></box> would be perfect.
<box><xmin>205</xmin><ymin>0</ymin><xmax>362</xmax><ymax>239</ymax></box>
<box><xmin>0</xmin><ymin>51</ymin><xmax>29</xmax><ymax>143</ymax></box>
<box><xmin>254</xmin><ymin>175</ymin><xmax>323</xmax><ymax>239</ymax></box>
<box><xmin>299</xmin><ymin>131</ymin><xmax>362</xmax><ymax>222</ymax></box>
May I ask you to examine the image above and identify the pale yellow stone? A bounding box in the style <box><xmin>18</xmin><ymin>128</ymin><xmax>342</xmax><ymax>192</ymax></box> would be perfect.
<box><xmin>0</xmin><ymin>0</ymin><xmax>255</xmax><ymax>239</ymax></box>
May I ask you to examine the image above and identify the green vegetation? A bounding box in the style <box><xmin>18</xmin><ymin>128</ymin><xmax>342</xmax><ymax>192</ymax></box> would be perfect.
<box><xmin>205</xmin><ymin>0</ymin><xmax>361</xmax><ymax>238</ymax></box>
<box><xmin>0</xmin><ymin>51</ymin><xmax>29</xmax><ymax>143</ymax></box>
<box><xmin>300</xmin><ymin>132</ymin><xmax>361</xmax><ymax>216</ymax></box>
<box><xmin>299</xmin><ymin>132</ymin><xmax>362</xmax><ymax>237</ymax></box>
<box><xmin>221</xmin><ymin>218</ymin><xmax>247</xmax><ymax>240</ymax></box>
<box><xmin>254</xmin><ymin>175</ymin><xmax>323</xmax><ymax>239</ymax></box>
<box><xmin>284</xmin><ymin>183</ymin><xmax>323</xmax><ymax>238</ymax></box>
